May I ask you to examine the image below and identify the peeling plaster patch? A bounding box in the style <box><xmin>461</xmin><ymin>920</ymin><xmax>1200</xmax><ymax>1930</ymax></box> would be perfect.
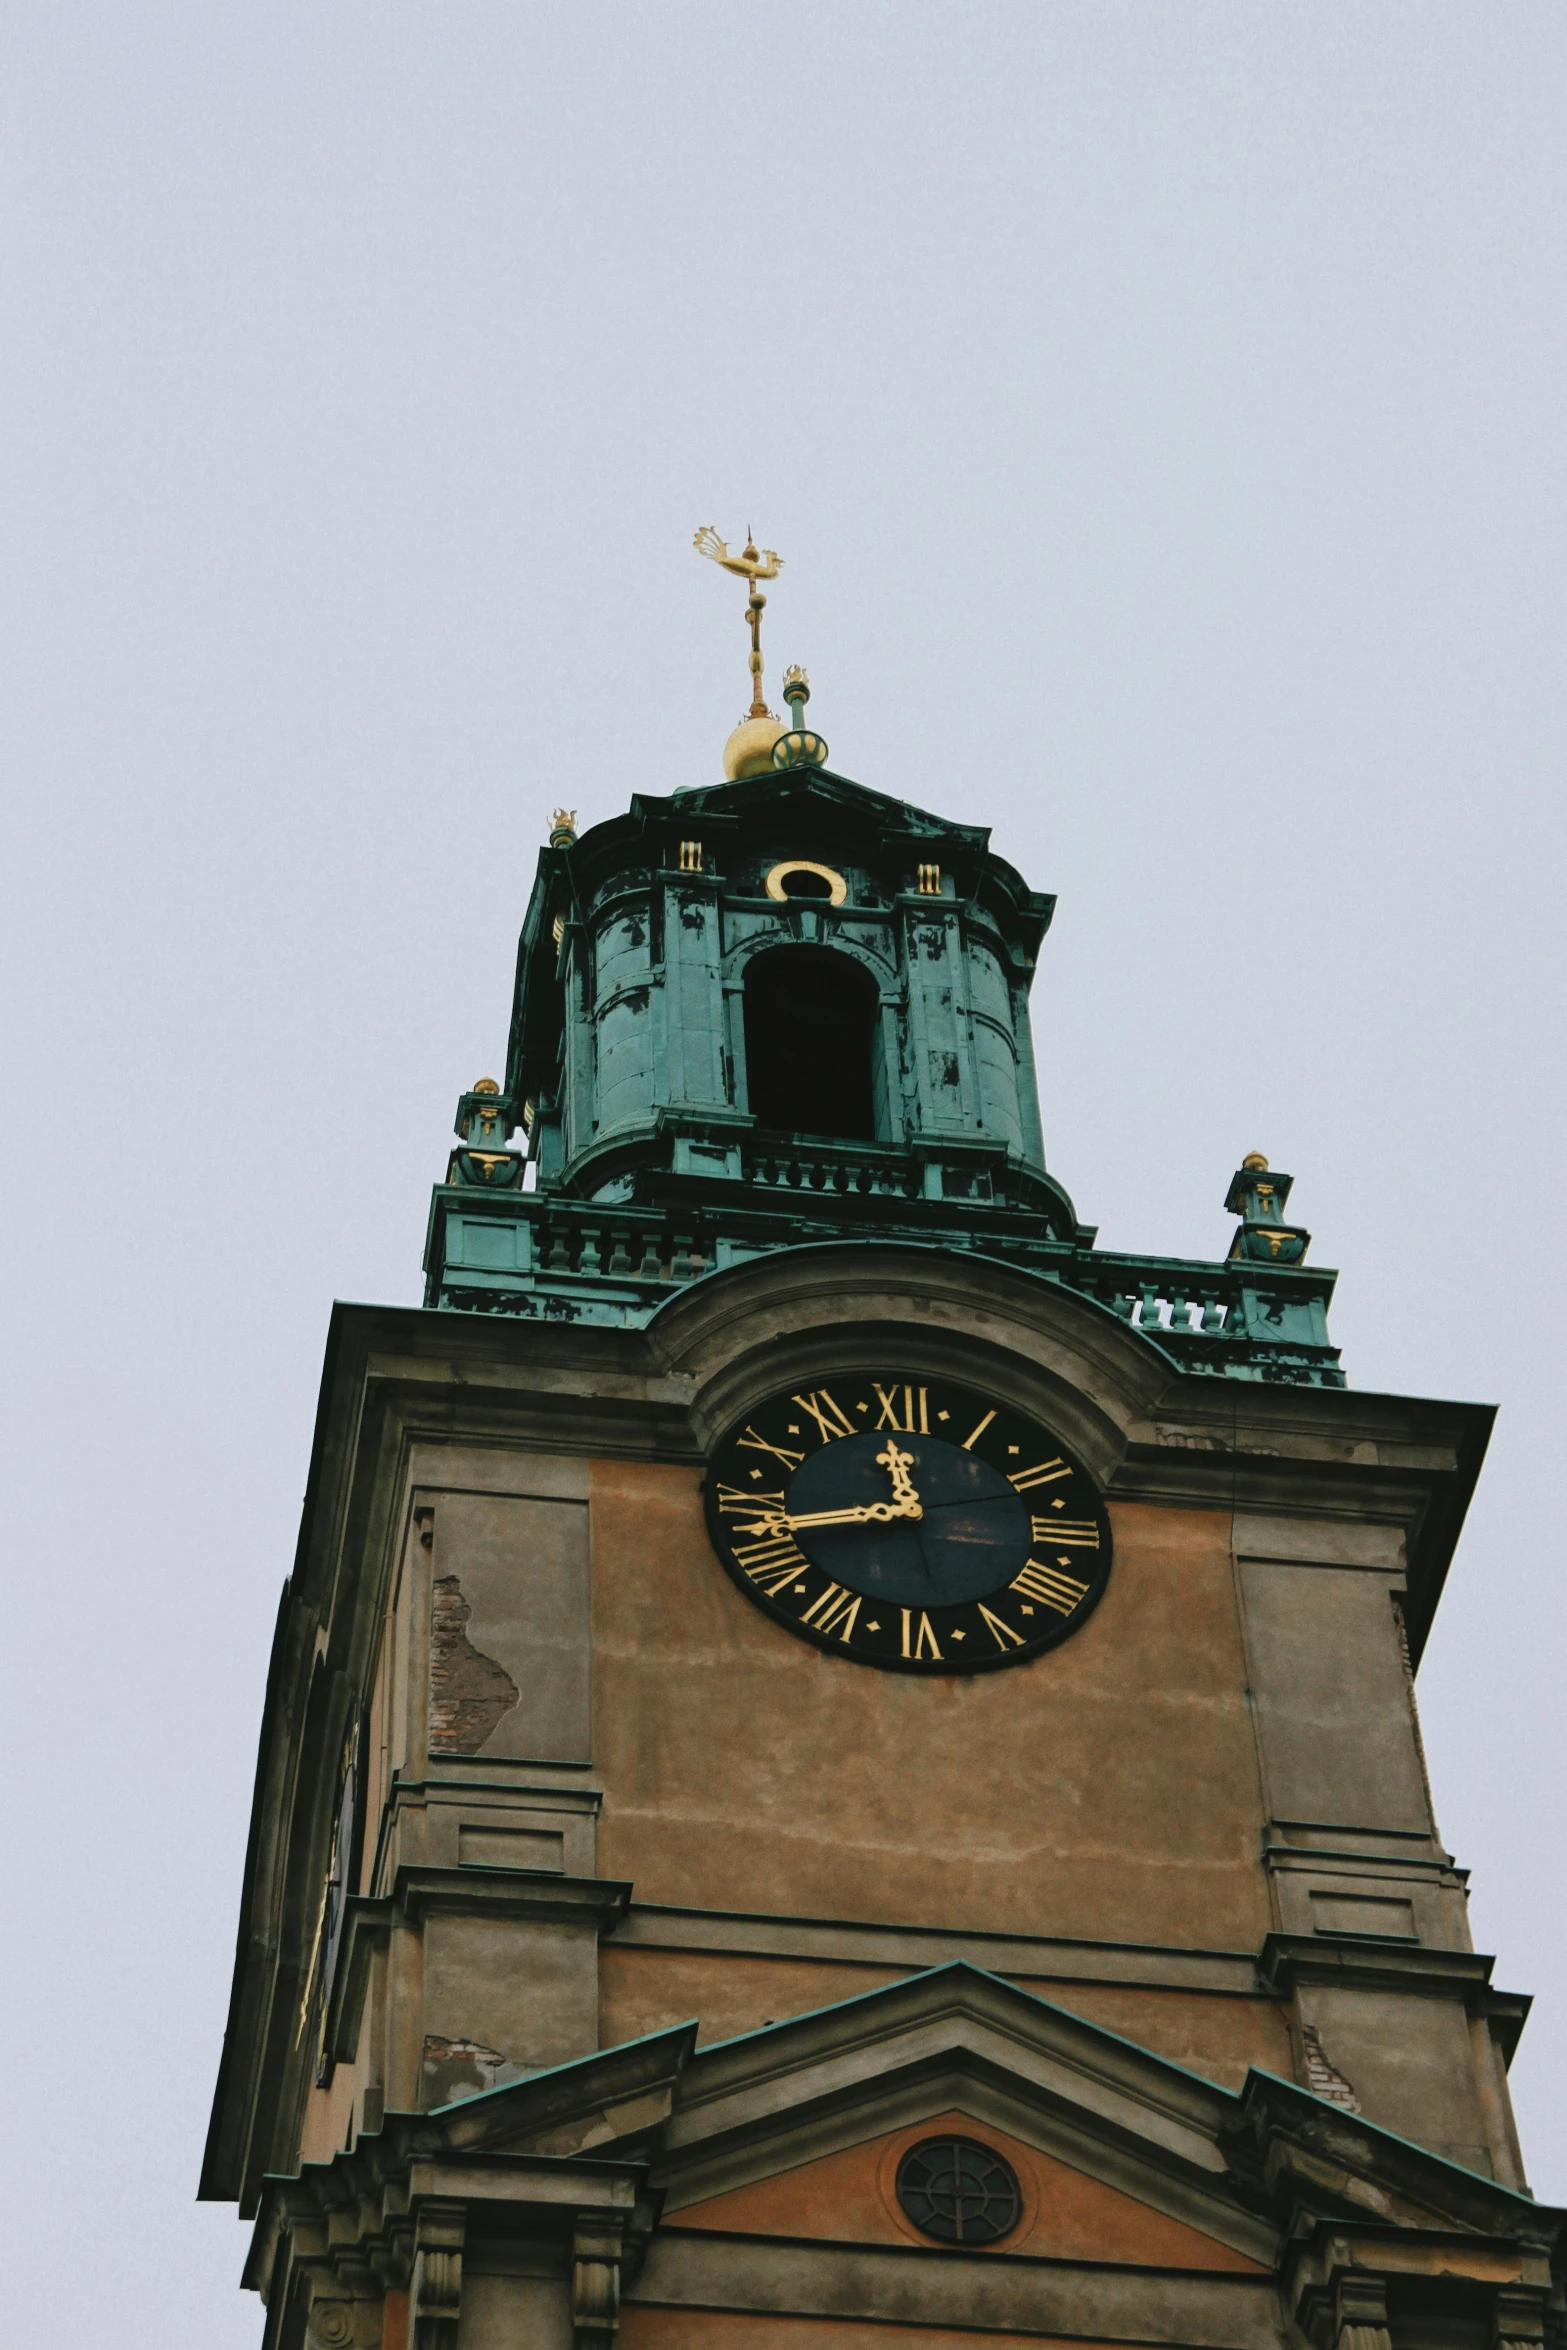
<box><xmin>1301</xmin><ymin>2023</ymin><xmax>1361</xmax><ymax>2112</ymax></box>
<box><xmin>428</xmin><ymin>1574</ymin><xmax>520</xmax><ymax>1754</ymax></box>
<box><xmin>423</xmin><ymin>2033</ymin><xmax>520</xmax><ymax>2108</ymax></box>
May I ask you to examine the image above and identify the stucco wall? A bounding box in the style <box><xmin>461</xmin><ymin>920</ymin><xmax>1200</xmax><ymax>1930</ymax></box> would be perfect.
<box><xmin>590</xmin><ymin>1463</ymin><xmax>1270</xmax><ymax>1952</ymax></box>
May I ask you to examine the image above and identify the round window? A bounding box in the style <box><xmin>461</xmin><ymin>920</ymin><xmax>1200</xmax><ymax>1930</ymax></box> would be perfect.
<box><xmin>763</xmin><ymin>858</ymin><xmax>847</xmax><ymax>905</ymax></box>
<box><xmin>895</xmin><ymin>2137</ymin><xmax>1021</xmax><ymax>2245</ymax></box>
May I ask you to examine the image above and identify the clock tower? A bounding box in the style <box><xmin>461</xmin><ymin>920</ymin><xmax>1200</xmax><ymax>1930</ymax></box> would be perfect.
<box><xmin>202</xmin><ymin>574</ymin><xmax>1562</xmax><ymax>2350</ymax></box>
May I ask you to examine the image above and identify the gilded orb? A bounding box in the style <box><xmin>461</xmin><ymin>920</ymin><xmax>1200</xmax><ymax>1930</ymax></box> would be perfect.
<box><xmin>723</xmin><ymin>714</ymin><xmax>787</xmax><ymax>780</ymax></box>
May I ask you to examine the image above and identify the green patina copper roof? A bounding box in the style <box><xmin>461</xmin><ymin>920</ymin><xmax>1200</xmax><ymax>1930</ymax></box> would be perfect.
<box><xmin>421</xmin><ymin>766</ymin><xmax>1342</xmax><ymax>1387</ymax></box>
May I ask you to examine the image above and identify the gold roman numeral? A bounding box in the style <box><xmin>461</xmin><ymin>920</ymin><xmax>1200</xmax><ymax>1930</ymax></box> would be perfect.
<box><xmin>962</xmin><ymin>1409</ymin><xmax>996</xmax><ymax>1450</ymax></box>
<box><xmin>977</xmin><ymin>1604</ymin><xmax>1025</xmax><ymax>1650</ymax></box>
<box><xmin>737</xmin><ymin>1424</ymin><xmax>805</xmax><ymax>1470</ymax></box>
<box><xmin>874</xmin><ymin>1383</ymin><xmax>929</xmax><ymax>1434</ymax></box>
<box><xmin>1031</xmin><ymin>1511</ymin><xmax>1099</xmax><ymax>1545</ymax></box>
<box><xmin>799</xmin><ymin>1582</ymin><xmax>861</xmax><ymax>1641</ymax></box>
<box><xmin>1008</xmin><ymin>1457</ymin><xmax>1072</xmax><ymax>1491</ymax></box>
<box><xmin>732</xmin><ymin>1532</ymin><xmax>807</xmax><ymax>1595</ymax></box>
<box><xmin>900</xmin><ymin>1608</ymin><xmax>942</xmax><ymax>1661</ymax></box>
<box><xmin>1012</xmin><ymin>1560</ymin><xmax>1090</xmax><ymax>1614</ymax></box>
<box><xmin>717</xmin><ymin>1483</ymin><xmax>785</xmax><ymax>1514</ymax></box>
<box><xmin>792</xmin><ymin>1390</ymin><xmax>857</xmax><ymax>1444</ymax></box>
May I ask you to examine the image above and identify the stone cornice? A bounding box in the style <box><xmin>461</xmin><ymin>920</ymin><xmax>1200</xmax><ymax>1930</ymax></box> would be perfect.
<box><xmin>1258</xmin><ymin>1932</ymin><xmax>1499</xmax><ymax>2000</ymax></box>
<box><xmin>1257</xmin><ymin>1933</ymin><xmax>1533</xmax><ymax>2068</ymax></box>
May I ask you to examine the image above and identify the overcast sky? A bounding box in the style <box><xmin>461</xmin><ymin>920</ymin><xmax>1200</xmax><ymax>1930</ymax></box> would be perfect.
<box><xmin>3</xmin><ymin>6</ymin><xmax>1564</xmax><ymax>2340</ymax></box>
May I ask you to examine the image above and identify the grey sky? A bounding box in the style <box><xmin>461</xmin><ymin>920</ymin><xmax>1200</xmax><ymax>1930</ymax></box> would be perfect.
<box><xmin>3</xmin><ymin>6</ymin><xmax>1564</xmax><ymax>2338</ymax></box>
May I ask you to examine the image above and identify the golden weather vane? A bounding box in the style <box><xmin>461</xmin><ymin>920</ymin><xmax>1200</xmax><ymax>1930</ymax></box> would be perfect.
<box><xmin>693</xmin><ymin>526</ymin><xmax>784</xmax><ymax>720</ymax></box>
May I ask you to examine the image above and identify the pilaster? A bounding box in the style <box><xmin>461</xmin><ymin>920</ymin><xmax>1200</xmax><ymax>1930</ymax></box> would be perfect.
<box><xmin>1259</xmin><ymin>1933</ymin><xmax>1529</xmax><ymax>2182</ymax></box>
<box><xmin>329</xmin><ymin>1867</ymin><xmax>631</xmax><ymax>2117</ymax></box>
<box><xmin>572</xmin><ymin>2214</ymin><xmax>625</xmax><ymax>2350</ymax></box>
<box><xmin>409</xmin><ymin>2203</ymin><xmax>464</xmax><ymax>2350</ymax></box>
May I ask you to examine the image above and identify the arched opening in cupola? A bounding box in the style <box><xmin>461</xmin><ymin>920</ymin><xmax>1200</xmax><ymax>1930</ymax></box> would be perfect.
<box><xmin>743</xmin><ymin>945</ymin><xmax>879</xmax><ymax>1142</ymax></box>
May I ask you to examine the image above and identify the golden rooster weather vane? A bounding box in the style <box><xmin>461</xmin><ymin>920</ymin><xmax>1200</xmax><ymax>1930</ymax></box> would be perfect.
<box><xmin>693</xmin><ymin>526</ymin><xmax>784</xmax><ymax>721</ymax></box>
<box><xmin>693</xmin><ymin>524</ymin><xmax>826</xmax><ymax>779</ymax></box>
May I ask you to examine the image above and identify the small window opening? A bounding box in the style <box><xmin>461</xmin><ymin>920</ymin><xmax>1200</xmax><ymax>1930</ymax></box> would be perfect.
<box><xmin>743</xmin><ymin>946</ymin><xmax>878</xmax><ymax>1141</ymax></box>
<box><xmin>780</xmin><ymin>868</ymin><xmax>834</xmax><ymax>900</ymax></box>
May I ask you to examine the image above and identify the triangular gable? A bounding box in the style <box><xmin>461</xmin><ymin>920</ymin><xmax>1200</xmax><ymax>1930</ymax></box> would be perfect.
<box><xmin>672</xmin><ymin>2105</ymin><xmax>1265</xmax><ymax>2273</ymax></box>
<box><xmin>651</xmin><ymin>1964</ymin><xmax>1278</xmax><ymax>2271</ymax></box>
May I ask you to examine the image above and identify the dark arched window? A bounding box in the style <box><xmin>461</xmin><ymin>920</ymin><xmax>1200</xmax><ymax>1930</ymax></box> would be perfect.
<box><xmin>743</xmin><ymin>946</ymin><xmax>878</xmax><ymax>1142</ymax></box>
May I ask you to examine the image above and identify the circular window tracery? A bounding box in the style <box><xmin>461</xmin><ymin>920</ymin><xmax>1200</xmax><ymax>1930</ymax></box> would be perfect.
<box><xmin>895</xmin><ymin>2137</ymin><xmax>1021</xmax><ymax>2245</ymax></box>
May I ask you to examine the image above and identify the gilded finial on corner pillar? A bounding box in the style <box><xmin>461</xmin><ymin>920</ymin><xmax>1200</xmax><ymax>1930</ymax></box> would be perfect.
<box><xmin>1224</xmin><ymin>1152</ymin><xmax>1311</xmax><ymax>1265</ymax></box>
<box><xmin>694</xmin><ymin>526</ymin><xmax>790</xmax><ymax>778</ymax></box>
<box><xmin>549</xmin><ymin>808</ymin><xmax>578</xmax><ymax>849</ymax></box>
<box><xmin>773</xmin><ymin>664</ymin><xmax>829</xmax><ymax>772</ymax></box>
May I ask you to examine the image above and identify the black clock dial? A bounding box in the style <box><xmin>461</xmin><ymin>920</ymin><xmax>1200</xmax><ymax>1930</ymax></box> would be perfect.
<box><xmin>785</xmin><ymin>1433</ymin><xmax>1028</xmax><ymax>1605</ymax></box>
<box><xmin>704</xmin><ymin>1376</ymin><xmax>1111</xmax><ymax>1674</ymax></box>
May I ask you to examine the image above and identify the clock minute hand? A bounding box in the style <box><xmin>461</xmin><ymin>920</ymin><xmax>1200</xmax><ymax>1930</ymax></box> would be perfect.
<box><xmin>790</xmin><ymin>1499</ymin><xmax>923</xmax><ymax>1529</ymax></box>
<box><xmin>739</xmin><ymin>1498</ymin><xmax>924</xmax><ymax>1536</ymax></box>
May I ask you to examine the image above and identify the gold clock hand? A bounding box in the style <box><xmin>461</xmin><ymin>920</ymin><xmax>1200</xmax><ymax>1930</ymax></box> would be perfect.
<box><xmin>789</xmin><ymin>1500</ymin><xmax>923</xmax><ymax>1528</ymax></box>
<box><xmin>737</xmin><ymin>1442</ymin><xmax>930</xmax><ymax>1541</ymax></box>
<box><xmin>738</xmin><ymin>1497</ymin><xmax>924</xmax><ymax>1536</ymax></box>
<box><xmin>875</xmin><ymin>1441</ymin><xmax>921</xmax><ymax>1511</ymax></box>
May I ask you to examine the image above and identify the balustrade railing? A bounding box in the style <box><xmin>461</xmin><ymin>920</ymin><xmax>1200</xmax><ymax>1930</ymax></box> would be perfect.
<box><xmin>742</xmin><ymin>1142</ymin><xmax>922</xmax><ymax>1199</ymax></box>
<box><xmin>429</xmin><ymin>1188</ymin><xmax>1342</xmax><ymax>1383</ymax></box>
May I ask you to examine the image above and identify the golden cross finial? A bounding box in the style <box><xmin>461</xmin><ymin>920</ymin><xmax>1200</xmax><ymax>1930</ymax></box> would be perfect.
<box><xmin>694</xmin><ymin>525</ymin><xmax>784</xmax><ymax>719</ymax></box>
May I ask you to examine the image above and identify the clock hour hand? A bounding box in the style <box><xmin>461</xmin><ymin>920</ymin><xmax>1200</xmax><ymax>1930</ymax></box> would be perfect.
<box><xmin>875</xmin><ymin>1441</ymin><xmax>921</xmax><ymax>1513</ymax></box>
<box><xmin>739</xmin><ymin>1439</ymin><xmax>927</xmax><ymax>1538</ymax></box>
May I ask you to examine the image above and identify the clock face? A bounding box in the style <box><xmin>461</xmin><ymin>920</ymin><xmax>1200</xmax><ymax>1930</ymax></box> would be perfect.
<box><xmin>704</xmin><ymin>1375</ymin><xmax>1111</xmax><ymax>1673</ymax></box>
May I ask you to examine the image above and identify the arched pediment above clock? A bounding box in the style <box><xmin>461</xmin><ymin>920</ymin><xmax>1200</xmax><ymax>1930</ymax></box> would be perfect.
<box><xmin>646</xmin><ymin>1241</ymin><xmax>1177</xmax><ymax>1478</ymax></box>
